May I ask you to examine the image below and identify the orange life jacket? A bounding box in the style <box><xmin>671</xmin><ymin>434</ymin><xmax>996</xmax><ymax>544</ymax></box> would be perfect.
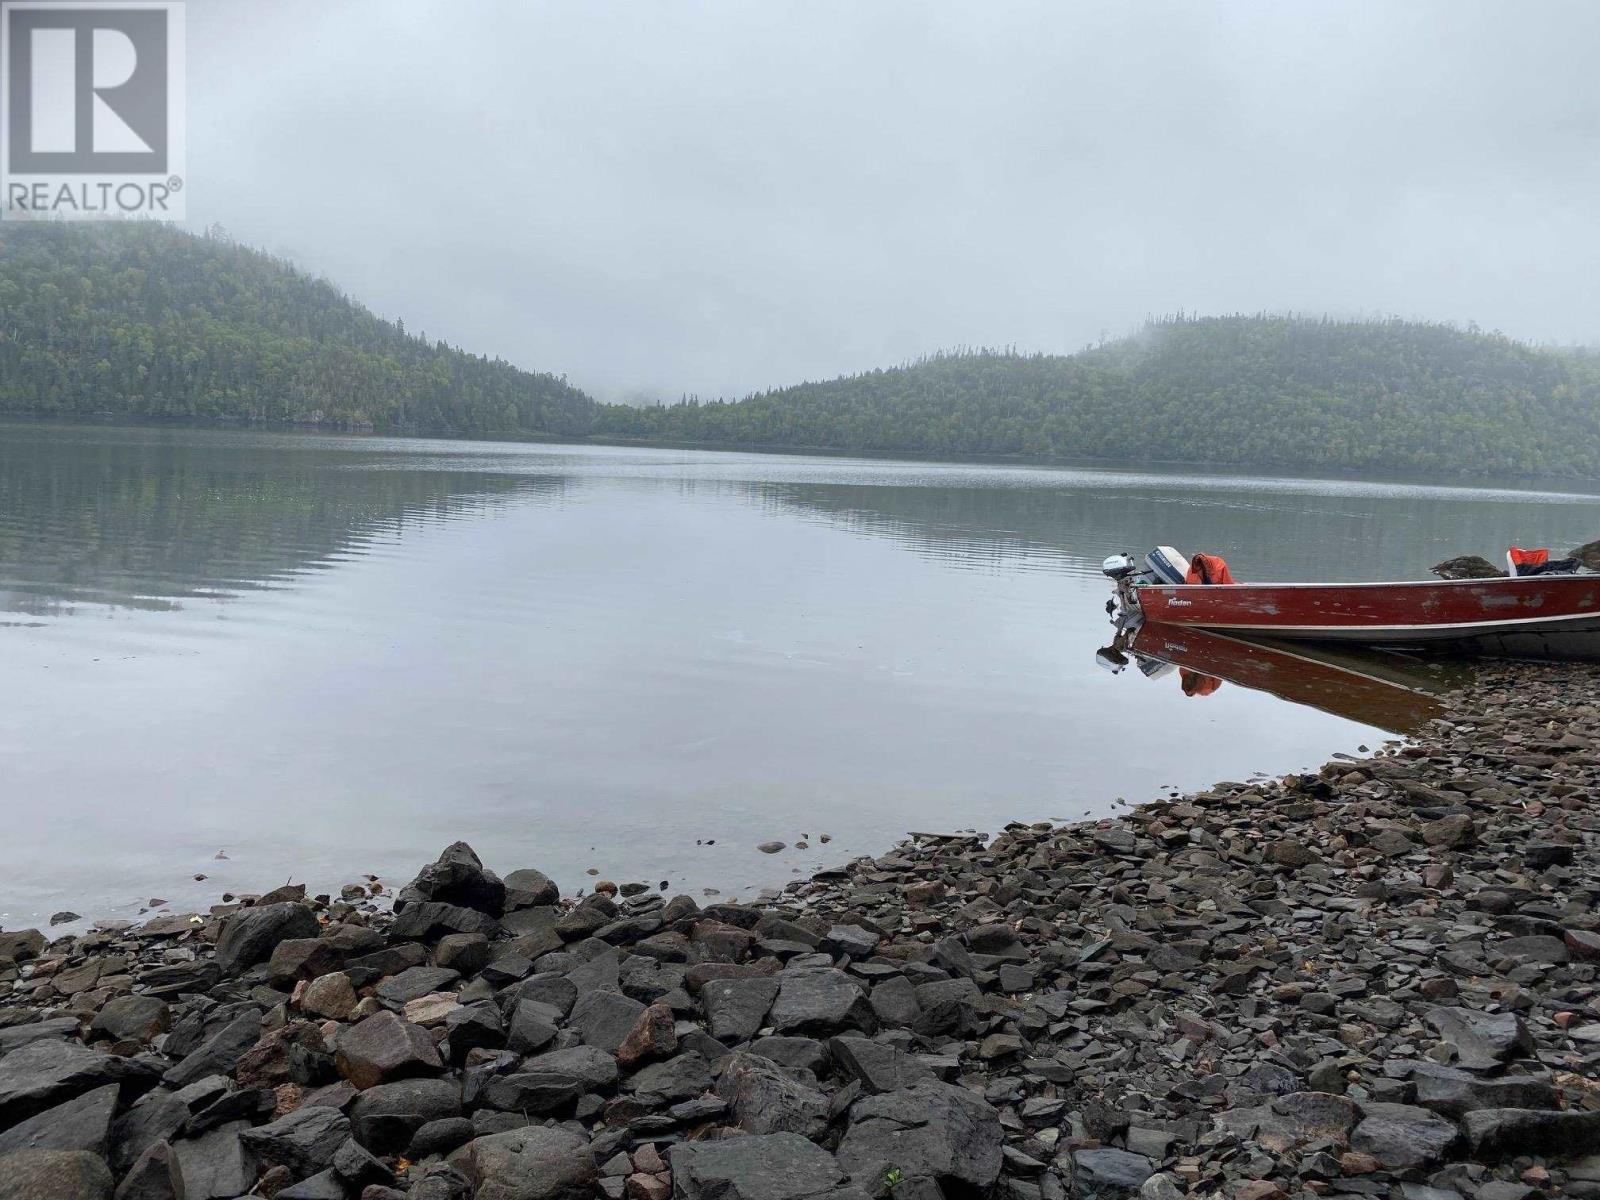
<box><xmin>1185</xmin><ymin>553</ymin><xmax>1236</xmax><ymax>585</ymax></box>
<box><xmin>1508</xmin><ymin>547</ymin><xmax>1549</xmax><ymax>570</ymax></box>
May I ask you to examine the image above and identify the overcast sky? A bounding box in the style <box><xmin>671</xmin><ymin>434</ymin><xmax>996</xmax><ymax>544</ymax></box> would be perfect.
<box><xmin>187</xmin><ymin>1</ymin><xmax>1600</xmax><ymax>402</ymax></box>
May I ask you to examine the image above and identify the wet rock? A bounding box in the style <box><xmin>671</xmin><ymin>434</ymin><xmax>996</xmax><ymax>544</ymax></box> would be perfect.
<box><xmin>163</xmin><ymin>1011</ymin><xmax>263</xmax><ymax>1088</ymax></box>
<box><xmin>0</xmin><ymin>1039</ymin><xmax>160</xmax><ymax>1125</ymax></box>
<box><xmin>1423</xmin><ymin>1008</ymin><xmax>1533</xmax><ymax>1071</ymax></box>
<box><xmin>172</xmin><ymin>1120</ymin><xmax>258</xmax><ymax>1200</ymax></box>
<box><xmin>670</xmin><ymin>1132</ymin><xmax>846</xmax><ymax>1200</ymax></box>
<box><xmin>836</xmin><ymin>1080</ymin><xmax>1002</xmax><ymax>1194</ymax></box>
<box><xmin>704</xmin><ymin>977</ymin><xmax>780</xmax><ymax>1043</ymax></box>
<box><xmin>1350</xmin><ymin>1103</ymin><xmax>1463</xmax><ymax>1171</ymax></box>
<box><xmin>1411</xmin><ymin>1064</ymin><xmax>1558</xmax><ymax>1116</ymax></box>
<box><xmin>240</xmin><ymin>1104</ymin><xmax>350</xmax><ymax>1179</ymax></box>
<box><xmin>770</xmin><ymin>969</ymin><xmax>874</xmax><ymax>1034</ymax></box>
<box><xmin>115</xmin><ymin>1139</ymin><xmax>184</xmax><ymax>1200</ymax></box>
<box><xmin>616</xmin><ymin>1002</ymin><xmax>678</xmax><ymax>1068</ymax></box>
<box><xmin>0</xmin><ymin>929</ymin><xmax>45</xmax><ymax>963</ymax></box>
<box><xmin>1432</xmin><ymin>556</ymin><xmax>1506</xmax><ymax>579</ymax></box>
<box><xmin>389</xmin><ymin>901</ymin><xmax>500</xmax><ymax>942</ymax></box>
<box><xmin>89</xmin><ymin>996</ymin><xmax>170</xmax><ymax>1043</ymax></box>
<box><xmin>334</xmin><ymin>1011</ymin><xmax>443</xmax><ymax>1089</ymax></box>
<box><xmin>434</xmin><ymin>932</ymin><xmax>492</xmax><ymax>975</ymax></box>
<box><xmin>1463</xmin><ymin>1109</ymin><xmax>1600</xmax><ymax>1160</ymax></box>
<box><xmin>0</xmin><ymin>1082</ymin><xmax>118</xmax><ymax>1157</ymax></box>
<box><xmin>448</xmin><ymin>1125</ymin><xmax>597</xmax><ymax>1200</ymax></box>
<box><xmin>215</xmin><ymin>902</ymin><xmax>320</xmax><ymax>973</ymax></box>
<box><xmin>398</xmin><ymin>842</ymin><xmax>506</xmax><ymax>917</ymax></box>
<box><xmin>717</xmin><ymin>1051</ymin><xmax>830</xmax><ymax>1137</ymax></box>
<box><xmin>0</xmin><ymin>1149</ymin><xmax>113</xmax><ymax>1200</ymax></box>
<box><xmin>1071</xmin><ymin>1149</ymin><xmax>1156</xmax><ymax>1200</ymax></box>
<box><xmin>569</xmin><ymin>990</ymin><xmax>648</xmax><ymax>1053</ymax></box>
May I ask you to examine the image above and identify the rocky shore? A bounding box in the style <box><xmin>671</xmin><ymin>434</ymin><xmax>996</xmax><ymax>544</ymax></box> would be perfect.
<box><xmin>2</xmin><ymin>660</ymin><xmax>1599</xmax><ymax>1200</ymax></box>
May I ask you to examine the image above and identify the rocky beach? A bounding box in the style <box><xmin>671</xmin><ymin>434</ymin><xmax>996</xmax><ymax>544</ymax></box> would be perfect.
<box><xmin>1</xmin><ymin>661</ymin><xmax>1598</xmax><ymax>1200</ymax></box>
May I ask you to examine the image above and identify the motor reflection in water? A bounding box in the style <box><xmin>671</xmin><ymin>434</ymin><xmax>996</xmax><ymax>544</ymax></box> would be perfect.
<box><xmin>1097</xmin><ymin>622</ymin><xmax>1472</xmax><ymax>736</ymax></box>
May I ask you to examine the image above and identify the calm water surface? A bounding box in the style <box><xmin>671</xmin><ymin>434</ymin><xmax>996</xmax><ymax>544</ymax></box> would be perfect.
<box><xmin>4</xmin><ymin>422</ymin><xmax>1598</xmax><ymax>925</ymax></box>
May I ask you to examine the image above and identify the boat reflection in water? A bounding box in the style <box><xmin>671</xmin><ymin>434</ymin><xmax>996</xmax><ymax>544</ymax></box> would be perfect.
<box><xmin>1096</xmin><ymin>623</ymin><xmax>1470</xmax><ymax>736</ymax></box>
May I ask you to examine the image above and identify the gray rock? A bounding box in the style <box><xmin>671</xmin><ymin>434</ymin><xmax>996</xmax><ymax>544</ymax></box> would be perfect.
<box><xmin>1350</xmin><ymin>1102</ymin><xmax>1462</xmax><ymax>1170</ymax></box>
<box><xmin>375</xmin><ymin>965</ymin><xmax>460</xmax><ymax>1008</ymax></box>
<box><xmin>1071</xmin><ymin>1149</ymin><xmax>1156</xmax><ymax>1200</ymax></box>
<box><xmin>670</xmin><ymin>1132</ymin><xmax>846</xmax><ymax>1200</ymax></box>
<box><xmin>0</xmin><ymin>1149</ymin><xmax>113</xmax><ymax>1200</ymax></box>
<box><xmin>520</xmin><ymin>1045</ymin><xmax>619</xmax><ymax>1091</ymax></box>
<box><xmin>770</xmin><ymin>969</ymin><xmax>874</xmax><ymax>1034</ymax></box>
<box><xmin>626</xmin><ymin>1052</ymin><xmax>712</xmax><ymax>1102</ymax></box>
<box><xmin>829</xmin><ymin>1036</ymin><xmax>935</xmax><ymax>1093</ymax></box>
<box><xmin>163</xmin><ymin>1010</ymin><xmax>263</xmax><ymax>1089</ymax></box>
<box><xmin>911</xmin><ymin>978</ymin><xmax>980</xmax><ymax>1035</ymax></box>
<box><xmin>703</xmin><ymin>977</ymin><xmax>781</xmax><ymax>1044</ymax></box>
<box><xmin>398</xmin><ymin>842</ymin><xmax>507</xmax><ymax>917</ymax></box>
<box><xmin>214</xmin><ymin>902</ymin><xmax>320</xmax><ymax>973</ymax></box>
<box><xmin>114</xmin><ymin>1140</ymin><xmax>184</xmax><ymax>1200</ymax></box>
<box><xmin>0</xmin><ymin>1017</ymin><xmax>79</xmax><ymax>1055</ymax></box>
<box><xmin>506</xmin><ymin>999</ymin><xmax>562</xmax><ymax>1055</ymax></box>
<box><xmin>410</xmin><ymin>1117</ymin><xmax>476</xmax><ymax>1158</ymax></box>
<box><xmin>239</xmin><ymin>1104</ymin><xmax>350</xmax><ymax>1178</ymax></box>
<box><xmin>716</xmin><ymin>1052</ymin><xmax>830</xmax><ymax>1137</ymax></box>
<box><xmin>504</xmin><ymin>868</ymin><xmax>560</xmax><ymax>911</ymax></box>
<box><xmin>276</xmin><ymin>1169</ymin><xmax>346</xmax><ymax>1200</ymax></box>
<box><xmin>90</xmin><ymin>996</ymin><xmax>170</xmax><ymax>1043</ymax></box>
<box><xmin>868</xmin><ymin>977</ymin><xmax>920</xmax><ymax>1027</ymax></box>
<box><xmin>749</xmin><ymin>1036</ymin><xmax>829</xmax><ymax>1076</ymax></box>
<box><xmin>389</xmin><ymin>901</ymin><xmax>501</xmax><ymax>942</ymax></box>
<box><xmin>1423</xmin><ymin>1007</ymin><xmax>1533</xmax><ymax>1071</ymax></box>
<box><xmin>1411</xmin><ymin>1063</ymin><xmax>1558</xmax><ymax>1116</ymax></box>
<box><xmin>568</xmin><ymin>989</ymin><xmax>647</xmax><ymax>1053</ymax></box>
<box><xmin>0</xmin><ymin>1038</ymin><xmax>160</xmax><ymax>1126</ymax></box>
<box><xmin>480</xmin><ymin>1069</ymin><xmax>588</xmax><ymax>1114</ymax></box>
<box><xmin>349</xmin><ymin>1077</ymin><xmax>462</xmax><ymax>1154</ymax></box>
<box><xmin>334</xmin><ymin>1010</ymin><xmax>443</xmax><ymax>1090</ymax></box>
<box><xmin>1219</xmin><ymin>1091</ymin><xmax>1357</xmax><ymax>1152</ymax></box>
<box><xmin>173</xmin><ymin>1120</ymin><xmax>258</xmax><ymax>1200</ymax></box>
<box><xmin>836</xmin><ymin>1080</ymin><xmax>1002</xmax><ymax>1194</ymax></box>
<box><xmin>1463</xmin><ymin>1108</ymin><xmax>1600</xmax><ymax>1159</ymax></box>
<box><xmin>109</xmin><ymin>1089</ymin><xmax>188</xmax><ymax>1174</ymax></box>
<box><xmin>448</xmin><ymin>1125</ymin><xmax>597</xmax><ymax>1200</ymax></box>
<box><xmin>0</xmin><ymin>1083</ymin><xmax>118</xmax><ymax>1157</ymax></box>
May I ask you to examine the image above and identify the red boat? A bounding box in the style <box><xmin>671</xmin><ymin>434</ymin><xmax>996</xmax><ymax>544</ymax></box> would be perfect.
<box><xmin>1104</xmin><ymin>545</ymin><xmax>1600</xmax><ymax>657</ymax></box>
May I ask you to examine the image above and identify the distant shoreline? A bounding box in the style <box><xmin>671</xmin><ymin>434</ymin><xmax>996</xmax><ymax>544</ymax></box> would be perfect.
<box><xmin>6</xmin><ymin>411</ymin><xmax>1600</xmax><ymax>496</ymax></box>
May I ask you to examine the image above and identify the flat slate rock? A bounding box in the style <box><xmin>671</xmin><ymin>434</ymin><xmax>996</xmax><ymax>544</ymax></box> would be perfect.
<box><xmin>670</xmin><ymin>1132</ymin><xmax>848</xmax><ymax>1200</ymax></box>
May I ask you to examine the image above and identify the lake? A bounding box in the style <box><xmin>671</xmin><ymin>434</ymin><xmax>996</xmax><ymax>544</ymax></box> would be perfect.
<box><xmin>4</xmin><ymin>420</ymin><xmax>1598</xmax><ymax>927</ymax></box>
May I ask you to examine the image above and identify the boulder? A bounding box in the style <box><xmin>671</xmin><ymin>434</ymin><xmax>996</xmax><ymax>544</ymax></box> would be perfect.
<box><xmin>214</xmin><ymin>902</ymin><xmax>320</xmax><ymax>973</ymax></box>
<box><xmin>397</xmin><ymin>842</ymin><xmax>506</xmax><ymax>918</ymax></box>
<box><xmin>1350</xmin><ymin>1103</ymin><xmax>1462</xmax><ymax>1170</ymax></box>
<box><xmin>301</xmin><ymin>972</ymin><xmax>358</xmax><ymax>1021</ymax></box>
<box><xmin>0</xmin><ymin>1039</ymin><xmax>160</xmax><ymax>1126</ymax></box>
<box><xmin>239</xmin><ymin>1104</ymin><xmax>351</xmax><ymax>1179</ymax></box>
<box><xmin>1220</xmin><ymin>1091</ymin><xmax>1357</xmax><ymax>1153</ymax></box>
<box><xmin>568</xmin><ymin>990</ymin><xmax>647</xmax><ymax>1054</ymax></box>
<box><xmin>0</xmin><ymin>1083</ymin><xmax>119</xmax><ymax>1157</ymax></box>
<box><xmin>616</xmin><ymin>1002</ymin><xmax>678</xmax><ymax>1068</ymax></box>
<box><xmin>349</xmin><ymin>1077</ymin><xmax>462</xmax><ymax>1154</ymax></box>
<box><xmin>0</xmin><ymin>1149</ymin><xmax>113</xmax><ymax>1200</ymax></box>
<box><xmin>703</xmin><ymin>977</ymin><xmax>779</xmax><ymax>1043</ymax></box>
<box><xmin>90</xmin><ymin>996</ymin><xmax>170</xmax><ymax>1043</ymax></box>
<box><xmin>716</xmin><ymin>1052</ymin><xmax>830</xmax><ymax>1138</ymax></box>
<box><xmin>115</xmin><ymin>1139</ymin><xmax>184</xmax><ymax>1200</ymax></box>
<box><xmin>172</xmin><ymin>1120</ymin><xmax>258</xmax><ymax>1200</ymax></box>
<box><xmin>625</xmin><ymin>1052</ymin><xmax>713</xmax><ymax>1102</ymax></box>
<box><xmin>670</xmin><ymin>1133</ymin><xmax>846</xmax><ymax>1200</ymax></box>
<box><xmin>1463</xmin><ymin>1109</ymin><xmax>1600</xmax><ymax>1160</ymax></box>
<box><xmin>770</xmin><ymin>969</ymin><xmax>874</xmax><ymax>1035</ymax></box>
<box><xmin>448</xmin><ymin>1125</ymin><xmax>597</xmax><ymax>1200</ymax></box>
<box><xmin>1431</xmin><ymin>556</ymin><xmax>1505</xmax><ymax>580</ymax></box>
<box><xmin>389</xmin><ymin>902</ymin><xmax>501</xmax><ymax>942</ymax></box>
<box><xmin>836</xmin><ymin>1080</ymin><xmax>1002</xmax><ymax>1194</ymax></box>
<box><xmin>828</xmin><ymin>1037</ymin><xmax>934</xmax><ymax>1094</ymax></box>
<box><xmin>163</xmin><ymin>1011</ymin><xmax>263</xmax><ymax>1089</ymax></box>
<box><xmin>1071</xmin><ymin>1149</ymin><xmax>1156</xmax><ymax>1200</ymax></box>
<box><xmin>1411</xmin><ymin>1064</ymin><xmax>1558</xmax><ymax>1116</ymax></box>
<box><xmin>503</xmin><ymin>868</ymin><xmax>560</xmax><ymax>911</ymax></box>
<box><xmin>1424</xmin><ymin>1007</ymin><xmax>1533</xmax><ymax>1071</ymax></box>
<box><xmin>334</xmin><ymin>1011</ymin><xmax>443</xmax><ymax>1089</ymax></box>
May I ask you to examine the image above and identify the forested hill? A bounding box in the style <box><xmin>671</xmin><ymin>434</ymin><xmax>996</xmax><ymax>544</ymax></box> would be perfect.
<box><xmin>595</xmin><ymin>317</ymin><xmax>1600</xmax><ymax>476</ymax></box>
<box><xmin>4</xmin><ymin>224</ymin><xmax>1599</xmax><ymax>476</ymax></box>
<box><xmin>0</xmin><ymin>224</ymin><xmax>595</xmax><ymax>435</ymax></box>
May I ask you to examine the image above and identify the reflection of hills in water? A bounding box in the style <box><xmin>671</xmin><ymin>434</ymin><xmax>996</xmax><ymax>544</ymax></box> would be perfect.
<box><xmin>0</xmin><ymin>427</ymin><xmax>564</xmax><ymax>615</ymax></box>
<box><xmin>748</xmin><ymin>479</ymin><xmax>1600</xmax><ymax>582</ymax></box>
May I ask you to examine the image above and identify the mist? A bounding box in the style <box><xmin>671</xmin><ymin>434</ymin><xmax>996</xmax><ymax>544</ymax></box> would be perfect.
<box><xmin>186</xmin><ymin>0</ymin><xmax>1600</xmax><ymax>402</ymax></box>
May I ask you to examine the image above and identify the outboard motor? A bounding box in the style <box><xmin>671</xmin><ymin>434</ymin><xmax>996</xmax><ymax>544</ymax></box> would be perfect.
<box><xmin>1144</xmin><ymin>545</ymin><xmax>1190</xmax><ymax>585</ymax></box>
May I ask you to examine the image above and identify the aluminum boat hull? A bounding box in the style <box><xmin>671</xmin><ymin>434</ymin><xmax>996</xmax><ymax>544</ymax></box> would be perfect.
<box><xmin>1133</xmin><ymin>574</ymin><xmax>1600</xmax><ymax>651</ymax></box>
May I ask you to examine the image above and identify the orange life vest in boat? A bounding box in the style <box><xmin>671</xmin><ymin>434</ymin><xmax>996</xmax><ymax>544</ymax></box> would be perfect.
<box><xmin>1185</xmin><ymin>553</ymin><xmax>1236</xmax><ymax>585</ymax></box>
<box><xmin>1508</xmin><ymin>547</ymin><xmax>1549</xmax><ymax>573</ymax></box>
